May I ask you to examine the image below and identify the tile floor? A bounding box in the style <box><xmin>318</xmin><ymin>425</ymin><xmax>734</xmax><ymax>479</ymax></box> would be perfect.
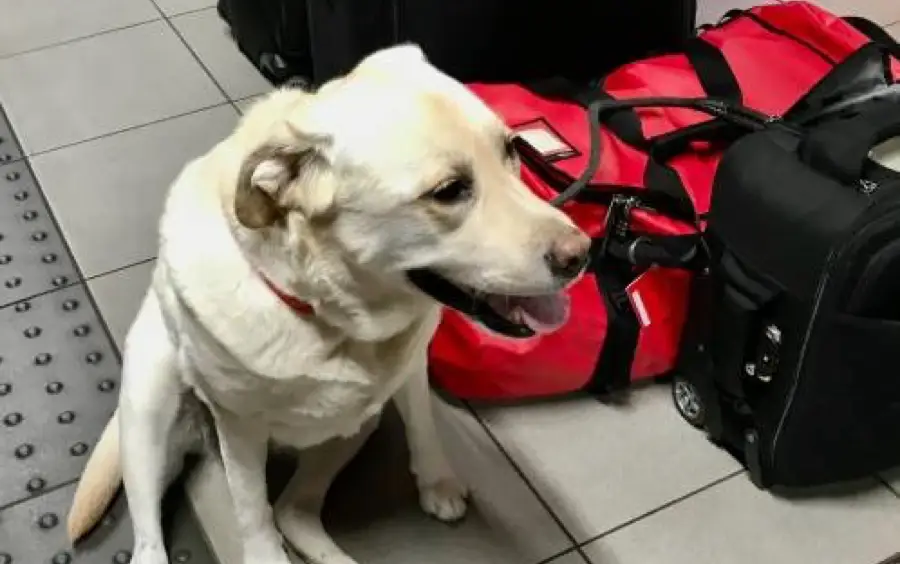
<box><xmin>1</xmin><ymin>1</ymin><xmax>900</xmax><ymax>563</ymax></box>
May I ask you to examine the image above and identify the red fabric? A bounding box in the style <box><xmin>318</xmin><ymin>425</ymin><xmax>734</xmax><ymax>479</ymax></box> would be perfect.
<box><xmin>428</xmin><ymin>2</ymin><xmax>900</xmax><ymax>401</ymax></box>
<box><xmin>261</xmin><ymin>277</ymin><xmax>315</xmax><ymax>316</ymax></box>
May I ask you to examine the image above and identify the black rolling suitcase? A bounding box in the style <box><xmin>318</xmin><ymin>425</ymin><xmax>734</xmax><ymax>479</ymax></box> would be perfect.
<box><xmin>217</xmin><ymin>0</ymin><xmax>697</xmax><ymax>86</ymax></box>
<box><xmin>675</xmin><ymin>42</ymin><xmax>900</xmax><ymax>489</ymax></box>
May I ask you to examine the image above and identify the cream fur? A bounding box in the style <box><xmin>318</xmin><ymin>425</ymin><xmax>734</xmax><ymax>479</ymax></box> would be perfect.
<box><xmin>66</xmin><ymin>44</ymin><xmax>587</xmax><ymax>564</ymax></box>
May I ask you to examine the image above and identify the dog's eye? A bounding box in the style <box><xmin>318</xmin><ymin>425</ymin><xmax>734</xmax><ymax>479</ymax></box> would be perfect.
<box><xmin>428</xmin><ymin>179</ymin><xmax>472</xmax><ymax>204</ymax></box>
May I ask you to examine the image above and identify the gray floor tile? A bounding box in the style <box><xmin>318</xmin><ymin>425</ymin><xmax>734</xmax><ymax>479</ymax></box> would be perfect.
<box><xmin>810</xmin><ymin>0</ymin><xmax>900</xmax><ymax>25</ymax></box>
<box><xmin>0</xmin><ymin>21</ymin><xmax>225</xmax><ymax>154</ymax></box>
<box><xmin>696</xmin><ymin>0</ymin><xmax>775</xmax><ymax>26</ymax></box>
<box><xmin>32</xmin><ymin>105</ymin><xmax>238</xmax><ymax>277</ymax></box>
<box><xmin>89</xmin><ymin>259</ymin><xmax>156</xmax><ymax>349</ymax></box>
<box><xmin>190</xmin><ymin>401</ymin><xmax>573</xmax><ymax>564</ymax></box>
<box><xmin>475</xmin><ymin>384</ymin><xmax>740</xmax><ymax>542</ymax></box>
<box><xmin>172</xmin><ymin>8</ymin><xmax>272</xmax><ymax>101</ymax></box>
<box><xmin>583</xmin><ymin>475</ymin><xmax>900</xmax><ymax>564</ymax></box>
<box><xmin>432</xmin><ymin>399</ymin><xmax>575</xmax><ymax>562</ymax></box>
<box><xmin>889</xmin><ymin>21</ymin><xmax>900</xmax><ymax>37</ymax></box>
<box><xmin>544</xmin><ymin>550</ymin><xmax>589</xmax><ymax>564</ymax></box>
<box><xmin>155</xmin><ymin>0</ymin><xmax>217</xmax><ymax>17</ymax></box>
<box><xmin>0</xmin><ymin>0</ymin><xmax>159</xmax><ymax>58</ymax></box>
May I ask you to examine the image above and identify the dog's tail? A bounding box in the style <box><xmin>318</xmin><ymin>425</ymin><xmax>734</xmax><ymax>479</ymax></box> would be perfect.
<box><xmin>67</xmin><ymin>409</ymin><xmax>122</xmax><ymax>543</ymax></box>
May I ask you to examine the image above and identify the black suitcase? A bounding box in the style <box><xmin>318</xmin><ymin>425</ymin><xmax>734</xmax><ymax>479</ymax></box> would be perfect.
<box><xmin>675</xmin><ymin>42</ymin><xmax>900</xmax><ymax>489</ymax></box>
<box><xmin>217</xmin><ymin>0</ymin><xmax>697</xmax><ymax>86</ymax></box>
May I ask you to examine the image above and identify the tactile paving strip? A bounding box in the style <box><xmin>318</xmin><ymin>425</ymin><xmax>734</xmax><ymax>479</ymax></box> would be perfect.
<box><xmin>0</xmin><ymin>104</ymin><xmax>216</xmax><ymax>563</ymax></box>
<box><xmin>0</xmin><ymin>285</ymin><xmax>120</xmax><ymax>507</ymax></box>
<box><xmin>0</xmin><ymin>106</ymin><xmax>23</xmax><ymax>165</ymax></box>
<box><xmin>0</xmin><ymin>482</ymin><xmax>212</xmax><ymax>564</ymax></box>
<box><xmin>1</xmin><ymin>159</ymin><xmax>79</xmax><ymax>305</ymax></box>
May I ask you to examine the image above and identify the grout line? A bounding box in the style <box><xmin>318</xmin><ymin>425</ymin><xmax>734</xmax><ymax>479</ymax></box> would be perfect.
<box><xmin>27</xmin><ymin>102</ymin><xmax>231</xmax><ymax>158</ymax></box>
<box><xmin>0</xmin><ymin>18</ymin><xmax>162</xmax><ymax>62</ymax></box>
<box><xmin>535</xmin><ymin>545</ymin><xmax>591</xmax><ymax>564</ymax></box>
<box><xmin>84</xmin><ymin>256</ymin><xmax>158</xmax><ymax>282</ymax></box>
<box><xmin>146</xmin><ymin>0</ymin><xmax>243</xmax><ymax>115</ymax></box>
<box><xmin>0</xmin><ymin>280</ymin><xmax>83</xmax><ymax>311</ymax></box>
<box><xmin>232</xmin><ymin>95</ymin><xmax>262</xmax><ymax>114</ymax></box>
<box><xmin>16</xmin><ymin>151</ymin><xmax>126</xmax><ymax>365</ymax></box>
<box><xmin>163</xmin><ymin>5</ymin><xmax>221</xmax><ymax>19</ymax></box>
<box><xmin>575</xmin><ymin>469</ymin><xmax>745</xmax><ymax>549</ymax></box>
<box><xmin>465</xmin><ymin>402</ymin><xmax>593</xmax><ymax>564</ymax></box>
<box><xmin>0</xmin><ymin>478</ymin><xmax>79</xmax><ymax>512</ymax></box>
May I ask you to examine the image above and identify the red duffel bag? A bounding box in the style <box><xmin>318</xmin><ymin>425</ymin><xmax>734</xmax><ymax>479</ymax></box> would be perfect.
<box><xmin>428</xmin><ymin>2</ymin><xmax>900</xmax><ymax>401</ymax></box>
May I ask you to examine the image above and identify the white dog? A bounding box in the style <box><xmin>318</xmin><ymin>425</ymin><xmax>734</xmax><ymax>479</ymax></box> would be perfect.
<box><xmin>66</xmin><ymin>45</ymin><xmax>589</xmax><ymax>564</ymax></box>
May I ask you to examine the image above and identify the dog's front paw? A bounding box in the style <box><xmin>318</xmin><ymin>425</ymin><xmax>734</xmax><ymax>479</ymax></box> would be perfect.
<box><xmin>418</xmin><ymin>477</ymin><xmax>469</xmax><ymax>523</ymax></box>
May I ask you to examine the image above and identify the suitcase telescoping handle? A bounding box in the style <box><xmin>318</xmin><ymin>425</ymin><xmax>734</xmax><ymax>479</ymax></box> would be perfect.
<box><xmin>799</xmin><ymin>95</ymin><xmax>900</xmax><ymax>185</ymax></box>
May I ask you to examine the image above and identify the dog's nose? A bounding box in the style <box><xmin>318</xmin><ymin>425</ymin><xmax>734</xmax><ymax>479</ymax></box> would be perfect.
<box><xmin>545</xmin><ymin>230</ymin><xmax>591</xmax><ymax>279</ymax></box>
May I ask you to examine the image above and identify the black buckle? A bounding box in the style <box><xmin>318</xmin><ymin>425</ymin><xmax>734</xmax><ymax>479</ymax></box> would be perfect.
<box><xmin>599</xmin><ymin>194</ymin><xmax>638</xmax><ymax>261</ymax></box>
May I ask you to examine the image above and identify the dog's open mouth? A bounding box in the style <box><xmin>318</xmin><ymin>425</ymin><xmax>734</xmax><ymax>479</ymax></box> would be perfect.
<box><xmin>406</xmin><ymin>269</ymin><xmax>570</xmax><ymax>338</ymax></box>
<box><xmin>482</xmin><ymin>293</ymin><xmax>570</xmax><ymax>333</ymax></box>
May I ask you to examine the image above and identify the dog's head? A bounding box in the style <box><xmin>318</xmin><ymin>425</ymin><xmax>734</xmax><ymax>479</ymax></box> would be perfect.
<box><xmin>233</xmin><ymin>45</ymin><xmax>590</xmax><ymax>337</ymax></box>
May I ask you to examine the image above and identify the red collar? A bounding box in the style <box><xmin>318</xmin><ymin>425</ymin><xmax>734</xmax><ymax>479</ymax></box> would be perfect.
<box><xmin>261</xmin><ymin>276</ymin><xmax>315</xmax><ymax>316</ymax></box>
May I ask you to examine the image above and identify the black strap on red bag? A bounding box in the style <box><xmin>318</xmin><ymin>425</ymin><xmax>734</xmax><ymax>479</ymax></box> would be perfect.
<box><xmin>526</xmin><ymin>12</ymin><xmax>900</xmax><ymax>397</ymax></box>
<box><xmin>523</xmin><ymin>24</ymin><xmax>789</xmax><ymax>396</ymax></box>
<box><xmin>568</xmin><ymin>95</ymin><xmax>779</xmax><ymax>395</ymax></box>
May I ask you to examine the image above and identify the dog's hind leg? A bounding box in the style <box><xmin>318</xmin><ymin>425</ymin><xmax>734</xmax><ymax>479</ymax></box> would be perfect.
<box><xmin>274</xmin><ymin>417</ymin><xmax>379</xmax><ymax>564</ymax></box>
<box><xmin>119</xmin><ymin>292</ymin><xmax>188</xmax><ymax>564</ymax></box>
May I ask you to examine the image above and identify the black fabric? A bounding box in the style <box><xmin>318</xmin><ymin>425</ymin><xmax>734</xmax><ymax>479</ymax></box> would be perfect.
<box><xmin>774</xmin><ymin>311</ymin><xmax>900</xmax><ymax>486</ymax></box>
<box><xmin>221</xmin><ymin>0</ymin><xmax>698</xmax><ymax>86</ymax></box>
<box><xmin>799</xmin><ymin>96</ymin><xmax>900</xmax><ymax>183</ymax></box>
<box><xmin>787</xmin><ymin>43</ymin><xmax>897</xmax><ymax>125</ymax></box>
<box><xmin>680</xmin><ymin>80</ymin><xmax>900</xmax><ymax>487</ymax></box>
<box><xmin>584</xmin><ymin>245</ymin><xmax>641</xmax><ymax>396</ymax></box>
<box><xmin>683</xmin><ymin>37</ymin><xmax>743</xmax><ymax>102</ymax></box>
<box><xmin>588</xmin><ymin>90</ymin><xmax>649</xmax><ymax>150</ymax></box>
<box><xmin>217</xmin><ymin>0</ymin><xmax>313</xmax><ymax>83</ymax></box>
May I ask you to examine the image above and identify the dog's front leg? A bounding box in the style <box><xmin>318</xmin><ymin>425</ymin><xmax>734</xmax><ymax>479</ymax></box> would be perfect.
<box><xmin>119</xmin><ymin>293</ymin><xmax>184</xmax><ymax>564</ymax></box>
<box><xmin>394</xmin><ymin>368</ymin><xmax>468</xmax><ymax>522</ymax></box>
<box><xmin>214</xmin><ymin>414</ymin><xmax>292</xmax><ymax>564</ymax></box>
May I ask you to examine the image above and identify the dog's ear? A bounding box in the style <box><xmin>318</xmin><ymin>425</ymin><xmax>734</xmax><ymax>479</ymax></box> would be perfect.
<box><xmin>234</xmin><ymin>138</ymin><xmax>330</xmax><ymax>229</ymax></box>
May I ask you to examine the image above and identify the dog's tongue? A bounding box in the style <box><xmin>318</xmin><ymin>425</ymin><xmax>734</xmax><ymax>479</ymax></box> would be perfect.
<box><xmin>487</xmin><ymin>293</ymin><xmax>570</xmax><ymax>334</ymax></box>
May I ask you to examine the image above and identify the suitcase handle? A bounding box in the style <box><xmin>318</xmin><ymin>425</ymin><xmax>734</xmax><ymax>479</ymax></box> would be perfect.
<box><xmin>798</xmin><ymin>94</ymin><xmax>900</xmax><ymax>184</ymax></box>
<box><xmin>551</xmin><ymin>96</ymin><xmax>780</xmax><ymax>208</ymax></box>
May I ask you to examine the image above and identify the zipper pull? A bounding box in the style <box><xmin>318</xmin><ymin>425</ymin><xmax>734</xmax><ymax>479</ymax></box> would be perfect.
<box><xmin>599</xmin><ymin>194</ymin><xmax>637</xmax><ymax>260</ymax></box>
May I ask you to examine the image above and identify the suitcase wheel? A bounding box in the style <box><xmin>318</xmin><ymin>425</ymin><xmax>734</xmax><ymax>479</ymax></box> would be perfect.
<box><xmin>672</xmin><ymin>374</ymin><xmax>706</xmax><ymax>429</ymax></box>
